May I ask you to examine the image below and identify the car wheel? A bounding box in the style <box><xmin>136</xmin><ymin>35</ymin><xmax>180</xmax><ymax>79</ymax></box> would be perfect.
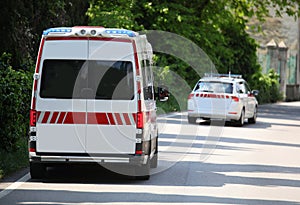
<box><xmin>248</xmin><ymin>107</ymin><xmax>257</xmax><ymax>124</ymax></box>
<box><xmin>235</xmin><ymin>109</ymin><xmax>245</xmax><ymax>127</ymax></box>
<box><xmin>188</xmin><ymin>116</ymin><xmax>197</xmax><ymax>124</ymax></box>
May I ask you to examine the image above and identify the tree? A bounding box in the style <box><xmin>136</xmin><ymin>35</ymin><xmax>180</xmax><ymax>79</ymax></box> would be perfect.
<box><xmin>0</xmin><ymin>0</ymin><xmax>90</xmax><ymax>68</ymax></box>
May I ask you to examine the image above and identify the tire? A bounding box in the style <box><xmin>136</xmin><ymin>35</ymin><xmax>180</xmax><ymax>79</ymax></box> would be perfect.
<box><xmin>188</xmin><ymin>116</ymin><xmax>197</xmax><ymax>124</ymax></box>
<box><xmin>30</xmin><ymin>162</ymin><xmax>46</xmax><ymax>179</ymax></box>
<box><xmin>235</xmin><ymin>109</ymin><xmax>245</xmax><ymax>127</ymax></box>
<box><xmin>135</xmin><ymin>160</ymin><xmax>150</xmax><ymax>180</ymax></box>
<box><xmin>248</xmin><ymin>107</ymin><xmax>257</xmax><ymax>124</ymax></box>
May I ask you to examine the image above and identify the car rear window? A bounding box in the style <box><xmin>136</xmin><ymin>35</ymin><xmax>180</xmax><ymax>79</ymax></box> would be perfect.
<box><xmin>40</xmin><ymin>59</ymin><xmax>134</xmax><ymax>100</ymax></box>
<box><xmin>194</xmin><ymin>81</ymin><xmax>233</xmax><ymax>94</ymax></box>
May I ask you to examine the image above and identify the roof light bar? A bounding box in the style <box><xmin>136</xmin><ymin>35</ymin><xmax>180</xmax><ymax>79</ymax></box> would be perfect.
<box><xmin>204</xmin><ymin>73</ymin><xmax>242</xmax><ymax>79</ymax></box>
<box><xmin>104</xmin><ymin>29</ymin><xmax>137</xmax><ymax>37</ymax></box>
<box><xmin>43</xmin><ymin>27</ymin><xmax>72</xmax><ymax>35</ymax></box>
<box><xmin>43</xmin><ymin>26</ymin><xmax>138</xmax><ymax>38</ymax></box>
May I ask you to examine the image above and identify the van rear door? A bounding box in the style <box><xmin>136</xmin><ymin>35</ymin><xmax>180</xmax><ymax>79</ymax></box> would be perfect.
<box><xmin>36</xmin><ymin>38</ymin><xmax>88</xmax><ymax>153</ymax></box>
<box><xmin>36</xmin><ymin>38</ymin><xmax>137</xmax><ymax>155</ymax></box>
<box><xmin>85</xmin><ymin>39</ymin><xmax>137</xmax><ymax>154</ymax></box>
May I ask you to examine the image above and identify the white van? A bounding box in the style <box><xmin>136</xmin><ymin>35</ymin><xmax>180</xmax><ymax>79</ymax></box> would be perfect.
<box><xmin>29</xmin><ymin>26</ymin><xmax>168</xmax><ymax>180</ymax></box>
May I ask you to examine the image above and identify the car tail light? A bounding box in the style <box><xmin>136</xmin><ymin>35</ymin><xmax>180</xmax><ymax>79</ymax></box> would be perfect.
<box><xmin>188</xmin><ymin>93</ymin><xmax>194</xmax><ymax>100</ymax></box>
<box><xmin>232</xmin><ymin>96</ymin><xmax>239</xmax><ymax>102</ymax></box>
<box><xmin>30</xmin><ymin>109</ymin><xmax>37</xmax><ymax>126</ymax></box>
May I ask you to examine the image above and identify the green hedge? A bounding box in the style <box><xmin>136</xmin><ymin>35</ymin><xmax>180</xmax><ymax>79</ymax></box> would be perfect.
<box><xmin>0</xmin><ymin>53</ymin><xmax>32</xmax><ymax>178</ymax></box>
<box><xmin>250</xmin><ymin>68</ymin><xmax>283</xmax><ymax>104</ymax></box>
<box><xmin>0</xmin><ymin>53</ymin><xmax>32</xmax><ymax>152</ymax></box>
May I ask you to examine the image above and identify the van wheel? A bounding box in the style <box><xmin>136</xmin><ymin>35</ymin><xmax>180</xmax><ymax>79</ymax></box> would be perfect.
<box><xmin>248</xmin><ymin>107</ymin><xmax>257</xmax><ymax>124</ymax></box>
<box><xmin>188</xmin><ymin>116</ymin><xmax>197</xmax><ymax>124</ymax></box>
<box><xmin>235</xmin><ymin>109</ymin><xmax>245</xmax><ymax>127</ymax></box>
<box><xmin>135</xmin><ymin>160</ymin><xmax>150</xmax><ymax>180</ymax></box>
<box><xmin>30</xmin><ymin>162</ymin><xmax>46</xmax><ymax>179</ymax></box>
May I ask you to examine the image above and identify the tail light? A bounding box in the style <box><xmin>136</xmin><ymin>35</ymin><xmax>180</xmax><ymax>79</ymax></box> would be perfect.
<box><xmin>232</xmin><ymin>96</ymin><xmax>239</xmax><ymax>102</ymax></box>
<box><xmin>135</xmin><ymin>150</ymin><xmax>143</xmax><ymax>155</ymax></box>
<box><xmin>29</xmin><ymin>141</ymin><xmax>36</xmax><ymax>153</ymax></box>
<box><xmin>30</xmin><ymin>109</ymin><xmax>37</xmax><ymax>126</ymax></box>
<box><xmin>29</xmin><ymin>147</ymin><xmax>36</xmax><ymax>152</ymax></box>
<box><xmin>137</xmin><ymin>112</ymin><xmax>144</xmax><ymax>129</ymax></box>
<box><xmin>188</xmin><ymin>93</ymin><xmax>194</xmax><ymax>100</ymax></box>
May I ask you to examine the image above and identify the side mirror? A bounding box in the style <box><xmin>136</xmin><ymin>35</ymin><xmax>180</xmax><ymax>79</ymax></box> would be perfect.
<box><xmin>156</xmin><ymin>86</ymin><xmax>169</xmax><ymax>102</ymax></box>
<box><xmin>251</xmin><ymin>90</ymin><xmax>259</xmax><ymax>96</ymax></box>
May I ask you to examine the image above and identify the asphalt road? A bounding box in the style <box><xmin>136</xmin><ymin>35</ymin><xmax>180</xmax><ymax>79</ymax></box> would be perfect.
<box><xmin>1</xmin><ymin>101</ymin><xmax>300</xmax><ymax>205</ymax></box>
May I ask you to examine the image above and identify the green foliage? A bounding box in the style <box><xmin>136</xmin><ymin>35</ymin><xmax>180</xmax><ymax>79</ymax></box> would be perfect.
<box><xmin>250</xmin><ymin>68</ymin><xmax>283</xmax><ymax>104</ymax></box>
<box><xmin>88</xmin><ymin>0</ymin><xmax>262</xmax><ymax>112</ymax></box>
<box><xmin>0</xmin><ymin>0</ymin><xmax>89</xmax><ymax>68</ymax></box>
<box><xmin>0</xmin><ymin>53</ymin><xmax>32</xmax><ymax>152</ymax></box>
<box><xmin>0</xmin><ymin>137</ymin><xmax>28</xmax><ymax>179</ymax></box>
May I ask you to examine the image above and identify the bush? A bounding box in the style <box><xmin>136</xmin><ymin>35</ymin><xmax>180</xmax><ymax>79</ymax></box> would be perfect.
<box><xmin>0</xmin><ymin>137</ymin><xmax>28</xmax><ymax>178</ymax></box>
<box><xmin>0</xmin><ymin>53</ymin><xmax>32</xmax><ymax>152</ymax></box>
<box><xmin>250</xmin><ymin>68</ymin><xmax>283</xmax><ymax>104</ymax></box>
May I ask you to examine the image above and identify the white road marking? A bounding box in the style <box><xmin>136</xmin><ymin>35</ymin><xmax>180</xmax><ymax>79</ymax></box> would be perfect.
<box><xmin>0</xmin><ymin>173</ymin><xmax>30</xmax><ymax>199</ymax></box>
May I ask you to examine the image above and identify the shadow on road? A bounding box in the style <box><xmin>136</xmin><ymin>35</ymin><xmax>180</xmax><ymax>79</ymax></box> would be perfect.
<box><xmin>17</xmin><ymin>161</ymin><xmax>300</xmax><ymax>205</ymax></box>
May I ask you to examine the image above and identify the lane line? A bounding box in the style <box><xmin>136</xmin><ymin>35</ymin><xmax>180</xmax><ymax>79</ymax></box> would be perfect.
<box><xmin>0</xmin><ymin>173</ymin><xmax>30</xmax><ymax>199</ymax></box>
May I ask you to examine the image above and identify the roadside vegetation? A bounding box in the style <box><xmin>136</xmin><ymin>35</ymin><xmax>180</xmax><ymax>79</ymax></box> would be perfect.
<box><xmin>0</xmin><ymin>0</ymin><xmax>298</xmax><ymax>179</ymax></box>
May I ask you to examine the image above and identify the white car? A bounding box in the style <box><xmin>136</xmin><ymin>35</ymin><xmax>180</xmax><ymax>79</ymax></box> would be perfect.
<box><xmin>187</xmin><ymin>74</ymin><xmax>258</xmax><ymax>126</ymax></box>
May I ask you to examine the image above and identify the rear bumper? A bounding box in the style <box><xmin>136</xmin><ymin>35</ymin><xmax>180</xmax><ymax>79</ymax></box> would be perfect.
<box><xmin>188</xmin><ymin>111</ymin><xmax>241</xmax><ymax>121</ymax></box>
<box><xmin>29</xmin><ymin>152</ymin><xmax>148</xmax><ymax>165</ymax></box>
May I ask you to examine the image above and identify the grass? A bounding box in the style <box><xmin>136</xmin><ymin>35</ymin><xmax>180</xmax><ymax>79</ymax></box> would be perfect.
<box><xmin>0</xmin><ymin>138</ymin><xmax>28</xmax><ymax>180</ymax></box>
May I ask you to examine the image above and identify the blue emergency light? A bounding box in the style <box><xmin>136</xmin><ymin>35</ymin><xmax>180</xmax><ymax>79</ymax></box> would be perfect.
<box><xmin>104</xmin><ymin>29</ymin><xmax>136</xmax><ymax>37</ymax></box>
<box><xmin>43</xmin><ymin>27</ymin><xmax>72</xmax><ymax>35</ymax></box>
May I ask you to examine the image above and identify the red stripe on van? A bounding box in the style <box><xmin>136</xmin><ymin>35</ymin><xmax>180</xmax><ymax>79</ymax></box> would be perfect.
<box><xmin>31</xmin><ymin>38</ymin><xmax>45</xmax><ymax>110</ymax></box>
<box><xmin>63</xmin><ymin>112</ymin><xmax>86</xmax><ymax>124</ymax></box>
<box><xmin>45</xmin><ymin>37</ymin><xmax>90</xmax><ymax>41</ymax></box>
<box><xmin>107</xmin><ymin>113</ymin><xmax>116</xmax><ymax>125</ymax></box>
<box><xmin>123</xmin><ymin>113</ymin><xmax>131</xmax><ymax>125</ymax></box>
<box><xmin>114</xmin><ymin>113</ymin><xmax>123</xmax><ymax>125</ymax></box>
<box><xmin>57</xmin><ymin>112</ymin><xmax>66</xmax><ymax>124</ymax></box>
<box><xmin>45</xmin><ymin>37</ymin><xmax>132</xmax><ymax>43</ymax></box>
<box><xmin>87</xmin><ymin>113</ymin><xmax>109</xmax><ymax>125</ymax></box>
<box><xmin>36</xmin><ymin>111</ymin><xmax>136</xmax><ymax>125</ymax></box>
<box><xmin>36</xmin><ymin>111</ymin><xmax>41</xmax><ymax>122</ymax></box>
<box><xmin>50</xmin><ymin>112</ymin><xmax>59</xmax><ymax>123</ymax></box>
<box><xmin>35</xmin><ymin>38</ymin><xmax>45</xmax><ymax>73</ymax></box>
<box><xmin>42</xmin><ymin>111</ymin><xmax>51</xmax><ymax>123</ymax></box>
<box><xmin>133</xmin><ymin>41</ymin><xmax>140</xmax><ymax>76</ymax></box>
<box><xmin>89</xmin><ymin>37</ymin><xmax>132</xmax><ymax>43</ymax></box>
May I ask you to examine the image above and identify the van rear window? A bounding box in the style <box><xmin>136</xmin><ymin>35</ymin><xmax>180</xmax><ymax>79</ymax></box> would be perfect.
<box><xmin>40</xmin><ymin>60</ymin><xmax>134</xmax><ymax>100</ymax></box>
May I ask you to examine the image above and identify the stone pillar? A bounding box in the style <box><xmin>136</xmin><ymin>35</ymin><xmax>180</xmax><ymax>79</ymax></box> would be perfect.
<box><xmin>266</xmin><ymin>39</ymin><xmax>278</xmax><ymax>72</ymax></box>
<box><xmin>278</xmin><ymin>41</ymin><xmax>288</xmax><ymax>99</ymax></box>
